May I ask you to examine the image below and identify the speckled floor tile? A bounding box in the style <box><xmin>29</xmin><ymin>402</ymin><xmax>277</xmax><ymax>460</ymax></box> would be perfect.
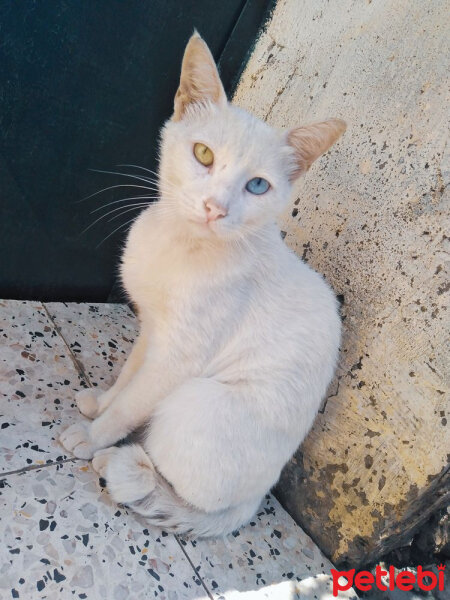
<box><xmin>1</xmin><ymin>300</ymin><xmax>357</xmax><ymax>599</ymax></box>
<box><xmin>0</xmin><ymin>461</ymin><xmax>210</xmax><ymax>600</ymax></box>
<box><xmin>0</xmin><ymin>300</ymin><xmax>81</xmax><ymax>472</ymax></box>
<box><xmin>0</xmin><ymin>302</ymin><xmax>138</xmax><ymax>473</ymax></box>
<box><xmin>179</xmin><ymin>495</ymin><xmax>357</xmax><ymax>600</ymax></box>
<box><xmin>45</xmin><ymin>302</ymin><xmax>138</xmax><ymax>389</ymax></box>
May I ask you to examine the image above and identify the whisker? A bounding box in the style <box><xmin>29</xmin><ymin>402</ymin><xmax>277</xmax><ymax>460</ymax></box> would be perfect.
<box><xmin>76</xmin><ymin>183</ymin><xmax>157</xmax><ymax>203</ymax></box>
<box><xmin>107</xmin><ymin>203</ymin><xmax>150</xmax><ymax>222</ymax></box>
<box><xmin>115</xmin><ymin>164</ymin><xmax>176</xmax><ymax>189</ymax></box>
<box><xmin>116</xmin><ymin>164</ymin><xmax>156</xmax><ymax>176</ymax></box>
<box><xmin>81</xmin><ymin>202</ymin><xmax>150</xmax><ymax>235</ymax></box>
<box><xmin>91</xmin><ymin>195</ymin><xmax>158</xmax><ymax>214</ymax></box>
<box><xmin>89</xmin><ymin>168</ymin><xmax>158</xmax><ymax>186</ymax></box>
<box><xmin>117</xmin><ymin>164</ymin><xmax>161</xmax><ymax>179</ymax></box>
<box><xmin>149</xmin><ymin>203</ymin><xmax>179</xmax><ymax>216</ymax></box>
<box><xmin>96</xmin><ymin>216</ymin><xmax>138</xmax><ymax>248</ymax></box>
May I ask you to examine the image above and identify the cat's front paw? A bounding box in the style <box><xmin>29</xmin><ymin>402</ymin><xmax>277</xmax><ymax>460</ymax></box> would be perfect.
<box><xmin>76</xmin><ymin>388</ymin><xmax>102</xmax><ymax>419</ymax></box>
<box><xmin>60</xmin><ymin>422</ymin><xmax>95</xmax><ymax>459</ymax></box>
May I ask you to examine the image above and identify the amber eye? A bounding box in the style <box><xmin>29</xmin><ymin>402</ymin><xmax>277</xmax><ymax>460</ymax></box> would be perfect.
<box><xmin>193</xmin><ymin>143</ymin><xmax>214</xmax><ymax>167</ymax></box>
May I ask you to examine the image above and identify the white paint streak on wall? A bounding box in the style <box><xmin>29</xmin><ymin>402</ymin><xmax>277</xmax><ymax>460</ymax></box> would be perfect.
<box><xmin>234</xmin><ymin>0</ymin><xmax>449</xmax><ymax>562</ymax></box>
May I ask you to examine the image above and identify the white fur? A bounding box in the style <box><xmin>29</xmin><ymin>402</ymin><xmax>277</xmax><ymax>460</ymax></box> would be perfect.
<box><xmin>61</xmin><ymin>35</ymin><xmax>343</xmax><ymax>537</ymax></box>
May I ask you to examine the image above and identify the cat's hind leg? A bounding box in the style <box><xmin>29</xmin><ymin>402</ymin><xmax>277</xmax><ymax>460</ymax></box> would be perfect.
<box><xmin>92</xmin><ymin>443</ymin><xmax>260</xmax><ymax>537</ymax></box>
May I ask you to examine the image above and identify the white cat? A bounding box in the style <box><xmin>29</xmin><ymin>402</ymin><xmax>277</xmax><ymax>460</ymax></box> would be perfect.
<box><xmin>61</xmin><ymin>33</ymin><xmax>346</xmax><ymax>536</ymax></box>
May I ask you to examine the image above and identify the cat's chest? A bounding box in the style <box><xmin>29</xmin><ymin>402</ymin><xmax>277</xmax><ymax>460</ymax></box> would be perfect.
<box><xmin>125</xmin><ymin>251</ymin><xmax>189</xmax><ymax>318</ymax></box>
<box><xmin>121</xmin><ymin>212</ymin><xmax>256</xmax><ymax>351</ymax></box>
<box><xmin>123</xmin><ymin>243</ymin><xmax>230</xmax><ymax>328</ymax></box>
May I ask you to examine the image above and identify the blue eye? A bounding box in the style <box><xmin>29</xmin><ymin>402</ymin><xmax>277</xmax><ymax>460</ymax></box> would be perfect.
<box><xmin>245</xmin><ymin>177</ymin><xmax>270</xmax><ymax>195</ymax></box>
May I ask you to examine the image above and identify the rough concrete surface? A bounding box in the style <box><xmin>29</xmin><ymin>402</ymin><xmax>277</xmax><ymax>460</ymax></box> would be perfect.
<box><xmin>234</xmin><ymin>0</ymin><xmax>449</xmax><ymax>566</ymax></box>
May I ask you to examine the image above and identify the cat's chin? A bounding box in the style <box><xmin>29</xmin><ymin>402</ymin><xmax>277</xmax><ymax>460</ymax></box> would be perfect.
<box><xmin>179</xmin><ymin>213</ymin><xmax>252</xmax><ymax>244</ymax></box>
<box><xmin>185</xmin><ymin>218</ymin><xmax>225</xmax><ymax>240</ymax></box>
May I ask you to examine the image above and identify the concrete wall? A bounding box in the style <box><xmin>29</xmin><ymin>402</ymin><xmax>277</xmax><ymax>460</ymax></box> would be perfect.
<box><xmin>234</xmin><ymin>0</ymin><xmax>449</xmax><ymax>566</ymax></box>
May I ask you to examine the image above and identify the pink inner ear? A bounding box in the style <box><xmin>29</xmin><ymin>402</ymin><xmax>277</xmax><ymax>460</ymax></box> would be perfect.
<box><xmin>287</xmin><ymin>119</ymin><xmax>346</xmax><ymax>179</ymax></box>
<box><xmin>173</xmin><ymin>34</ymin><xmax>226</xmax><ymax>121</ymax></box>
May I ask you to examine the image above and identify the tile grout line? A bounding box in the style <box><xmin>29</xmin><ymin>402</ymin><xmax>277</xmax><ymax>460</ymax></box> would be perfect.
<box><xmin>42</xmin><ymin>302</ymin><xmax>213</xmax><ymax>595</ymax></box>
<box><xmin>174</xmin><ymin>535</ymin><xmax>215</xmax><ymax>600</ymax></box>
<box><xmin>42</xmin><ymin>302</ymin><xmax>93</xmax><ymax>387</ymax></box>
<box><xmin>1</xmin><ymin>302</ymin><xmax>89</xmax><ymax>479</ymax></box>
<box><xmin>1</xmin><ymin>457</ymin><xmax>83</xmax><ymax>478</ymax></box>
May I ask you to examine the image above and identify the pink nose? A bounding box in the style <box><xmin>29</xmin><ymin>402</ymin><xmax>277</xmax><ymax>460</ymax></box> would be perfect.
<box><xmin>204</xmin><ymin>199</ymin><xmax>227</xmax><ymax>222</ymax></box>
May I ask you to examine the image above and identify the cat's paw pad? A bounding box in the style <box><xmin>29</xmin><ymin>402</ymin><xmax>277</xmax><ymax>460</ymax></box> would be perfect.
<box><xmin>60</xmin><ymin>422</ymin><xmax>94</xmax><ymax>459</ymax></box>
<box><xmin>92</xmin><ymin>447</ymin><xmax>118</xmax><ymax>479</ymax></box>
<box><xmin>76</xmin><ymin>388</ymin><xmax>102</xmax><ymax>419</ymax></box>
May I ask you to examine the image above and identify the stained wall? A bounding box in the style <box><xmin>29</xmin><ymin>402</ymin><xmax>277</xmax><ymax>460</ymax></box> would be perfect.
<box><xmin>234</xmin><ymin>0</ymin><xmax>449</xmax><ymax>565</ymax></box>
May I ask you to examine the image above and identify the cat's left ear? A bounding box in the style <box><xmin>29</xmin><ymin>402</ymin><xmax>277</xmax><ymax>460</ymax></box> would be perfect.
<box><xmin>286</xmin><ymin>119</ymin><xmax>347</xmax><ymax>180</ymax></box>
<box><xmin>173</xmin><ymin>32</ymin><xmax>227</xmax><ymax>121</ymax></box>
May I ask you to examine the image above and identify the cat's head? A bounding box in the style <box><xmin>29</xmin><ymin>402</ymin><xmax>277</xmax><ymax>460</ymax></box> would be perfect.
<box><xmin>159</xmin><ymin>32</ymin><xmax>345</xmax><ymax>241</ymax></box>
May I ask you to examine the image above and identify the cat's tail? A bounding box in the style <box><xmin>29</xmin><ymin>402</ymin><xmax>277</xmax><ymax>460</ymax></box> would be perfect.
<box><xmin>92</xmin><ymin>443</ymin><xmax>260</xmax><ymax>537</ymax></box>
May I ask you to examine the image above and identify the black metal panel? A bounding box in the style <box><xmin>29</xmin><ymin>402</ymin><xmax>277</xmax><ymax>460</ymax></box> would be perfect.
<box><xmin>0</xmin><ymin>0</ymin><xmax>270</xmax><ymax>301</ymax></box>
<box><xmin>218</xmin><ymin>0</ymin><xmax>275</xmax><ymax>97</ymax></box>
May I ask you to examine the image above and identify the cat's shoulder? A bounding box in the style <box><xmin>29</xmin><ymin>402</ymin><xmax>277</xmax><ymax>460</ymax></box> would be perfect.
<box><xmin>275</xmin><ymin>243</ymin><xmax>338</xmax><ymax>309</ymax></box>
<box><xmin>124</xmin><ymin>204</ymin><xmax>169</xmax><ymax>251</ymax></box>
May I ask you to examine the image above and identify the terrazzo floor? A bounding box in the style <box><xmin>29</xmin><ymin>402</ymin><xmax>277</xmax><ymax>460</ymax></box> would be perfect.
<box><xmin>0</xmin><ymin>300</ymin><xmax>358</xmax><ymax>600</ymax></box>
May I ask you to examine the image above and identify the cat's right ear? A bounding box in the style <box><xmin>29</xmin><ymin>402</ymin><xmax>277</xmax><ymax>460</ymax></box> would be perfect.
<box><xmin>173</xmin><ymin>32</ymin><xmax>227</xmax><ymax>121</ymax></box>
<box><xmin>286</xmin><ymin>119</ymin><xmax>347</xmax><ymax>180</ymax></box>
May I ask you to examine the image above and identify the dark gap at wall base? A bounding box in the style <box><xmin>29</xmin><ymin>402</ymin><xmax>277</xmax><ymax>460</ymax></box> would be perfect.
<box><xmin>274</xmin><ymin>460</ymin><xmax>450</xmax><ymax>569</ymax></box>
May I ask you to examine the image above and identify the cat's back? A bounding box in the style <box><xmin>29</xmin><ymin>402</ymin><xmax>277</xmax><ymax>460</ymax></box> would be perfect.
<box><xmin>228</xmin><ymin>235</ymin><xmax>341</xmax><ymax>390</ymax></box>
<box><xmin>256</xmin><ymin>233</ymin><xmax>340</xmax><ymax>331</ymax></box>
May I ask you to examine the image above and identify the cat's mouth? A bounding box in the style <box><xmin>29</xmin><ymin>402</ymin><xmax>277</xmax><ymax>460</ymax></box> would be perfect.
<box><xmin>187</xmin><ymin>216</ymin><xmax>227</xmax><ymax>238</ymax></box>
<box><xmin>188</xmin><ymin>216</ymin><xmax>217</xmax><ymax>230</ymax></box>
